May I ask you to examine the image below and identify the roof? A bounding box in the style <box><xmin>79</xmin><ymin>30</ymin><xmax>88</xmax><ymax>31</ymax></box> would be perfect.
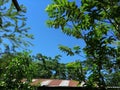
<box><xmin>28</xmin><ymin>79</ymin><xmax>79</xmax><ymax>87</ymax></box>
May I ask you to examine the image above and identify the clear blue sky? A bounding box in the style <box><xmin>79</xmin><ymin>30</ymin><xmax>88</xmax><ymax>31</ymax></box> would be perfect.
<box><xmin>18</xmin><ymin>0</ymin><xmax>85</xmax><ymax>63</ymax></box>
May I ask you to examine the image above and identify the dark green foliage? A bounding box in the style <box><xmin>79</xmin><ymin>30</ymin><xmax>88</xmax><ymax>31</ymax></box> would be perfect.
<box><xmin>0</xmin><ymin>0</ymin><xmax>33</xmax><ymax>54</ymax></box>
<box><xmin>32</xmin><ymin>53</ymin><xmax>66</xmax><ymax>79</ymax></box>
<box><xmin>59</xmin><ymin>45</ymin><xmax>81</xmax><ymax>56</ymax></box>
<box><xmin>66</xmin><ymin>61</ymin><xmax>85</xmax><ymax>83</ymax></box>
<box><xmin>46</xmin><ymin>0</ymin><xmax>120</xmax><ymax>88</ymax></box>
<box><xmin>0</xmin><ymin>0</ymin><xmax>34</xmax><ymax>89</ymax></box>
<box><xmin>0</xmin><ymin>52</ymin><xmax>35</xmax><ymax>89</ymax></box>
<box><xmin>31</xmin><ymin>53</ymin><xmax>86</xmax><ymax>82</ymax></box>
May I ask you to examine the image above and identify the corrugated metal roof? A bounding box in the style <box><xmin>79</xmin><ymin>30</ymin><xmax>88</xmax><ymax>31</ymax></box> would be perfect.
<box><xmin>30</xmin><ymin>79</ymin><xmax>79</xmax><ymax>87</ymax></box>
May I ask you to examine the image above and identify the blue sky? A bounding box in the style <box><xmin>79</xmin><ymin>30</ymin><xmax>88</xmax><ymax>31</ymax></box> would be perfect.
<box><xmin>18</xmin><ymin>0</ymin><xmax>85</xmax><ymax>63</ymax></box>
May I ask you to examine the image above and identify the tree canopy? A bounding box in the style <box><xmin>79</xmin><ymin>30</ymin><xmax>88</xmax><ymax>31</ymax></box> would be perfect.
<box><xmin>0</xmin><ymin>1</ymin><xmax>34</xmax><ymax>89</ymax></box>
<box><xmin>1</xmin><ymin>0</ymin><xmax>120</xmax><ymax>89</ymax></box>
<box><xmin>46</xmin><ymin>0</ymin><xmax>120</xmax><ymax>88</ymax></box>
<box><xmin>0</xmin><ymin>0</ymin><xmax>33</xmax><ymax>54</ymax></box>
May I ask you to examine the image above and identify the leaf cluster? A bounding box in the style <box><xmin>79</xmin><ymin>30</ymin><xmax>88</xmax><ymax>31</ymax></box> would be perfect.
<box><xmin>0</xmin><ymin>0</ymin><xmax>33</xmax><ymax>54</ymax></box>
<box><xmin>46</xmin><ymin>0</ymin><xmax>120</xmax><ymax>88</ymax></box>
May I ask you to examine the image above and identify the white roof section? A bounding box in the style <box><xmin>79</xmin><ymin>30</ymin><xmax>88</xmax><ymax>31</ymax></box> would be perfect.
<box><xmin>59</xmin><ymin>80</ymin><xmax>69</xmax><ymax>86</ymax></box>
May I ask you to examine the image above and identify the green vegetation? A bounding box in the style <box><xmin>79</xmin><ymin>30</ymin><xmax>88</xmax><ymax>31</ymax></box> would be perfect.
<box><xmin>0</xmin><ymin>0</ymin><xmax>34</xmax><ymax>89</ymax></box>
<box><xmin>0</xmin><ymin>52</ymin><xmax>35</xmax><ymax>89</ymax></box>
<box><xmin>46</xmin><ymin>0</ymin><xmax>120</xmax><ymax>88</ymax></box>
<box><xmin>0</xmin><ymin>0</ymin><xmax>33</xmax><ymax>53</ymax></box>
<box><xmin>0</xmin><ymin>0</ymin><xmax>120</xmax><ymax>89</ymax></box>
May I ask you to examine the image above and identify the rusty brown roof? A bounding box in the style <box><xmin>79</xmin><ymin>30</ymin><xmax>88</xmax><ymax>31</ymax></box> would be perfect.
<box><xmin>29</xmin><ymin>79</ymin><xmax>79</xmax><ymax>87</ymax></box>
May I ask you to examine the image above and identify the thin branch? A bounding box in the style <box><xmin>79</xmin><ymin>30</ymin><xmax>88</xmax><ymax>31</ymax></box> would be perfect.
<box><xmin>12</xmin><ymin>0</ymin><xmax>21</xmax><ymax>11</ymax></box>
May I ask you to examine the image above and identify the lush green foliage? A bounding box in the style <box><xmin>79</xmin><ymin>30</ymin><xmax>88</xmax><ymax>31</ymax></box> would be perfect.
<box><xmin>0</xmin><ymin>0</ymin><xmax>83</xmax><ymax>89</ymax></box>
<box><xmin>32</xmin><ymin>53</ymin><xmax>86</xmax><ymax>83</ymax></box>
<box><xmin>32</xmin><ymin>53</ymin><xmax>66</xmax><ymax>79</ymax></box>
<box><xmin>1</xmin><ymin>0</ymin><xmax>120</xmax><ymax>89</ymax></box>
<box><xmin>0</xmin><ymin>0</ymin><xmax>34</xmax><ymax>89</ymax></box>
<box><xmin>0</xmin><ymin>0</ymin><xmax>33</xmax><ymax>53</ymax></box>
<box><xmin>0</xmin><ymin>52</ymin><xmax>36</xmax><ymax>89</ymax></box>
<box><xmin>46</xmin><ymin>0</ymin><xmax>120</xmax><ymax>88</ymax></box>
<box><xmin>66</xmin><ymin>61</ymin><xmax>85</xmax><ymax>83</ymax></box>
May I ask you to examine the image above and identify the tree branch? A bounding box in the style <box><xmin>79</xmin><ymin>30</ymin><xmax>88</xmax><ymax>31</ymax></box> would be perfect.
<box><xmin>12</xmin><ymin>0</ymin><xmax>21</xmax><ymax>11</ymax></box>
